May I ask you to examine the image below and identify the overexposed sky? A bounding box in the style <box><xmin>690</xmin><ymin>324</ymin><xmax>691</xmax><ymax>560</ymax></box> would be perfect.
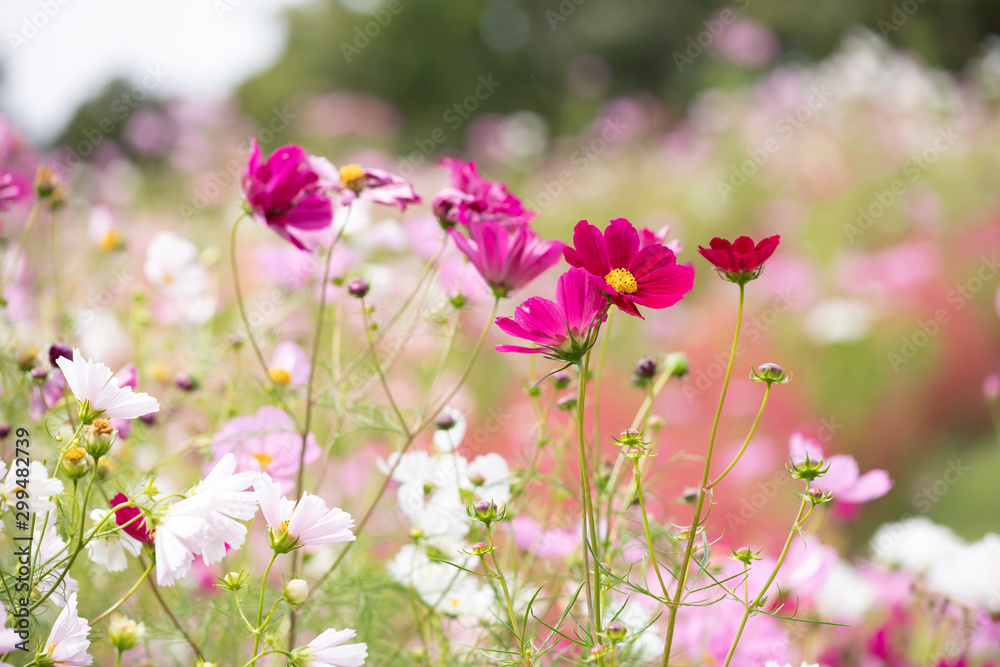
<box><xmin>0</xmin><ymin>0</ymin><xmax>311</xmax><ymax>143</ymax></box>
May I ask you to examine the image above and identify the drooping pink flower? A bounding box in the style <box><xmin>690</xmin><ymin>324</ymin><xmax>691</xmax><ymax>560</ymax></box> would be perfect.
<box><xmin>242</xmin><ymin>139</ymin><xmax>334</xmax><ymax>251</ymax></box>
<box><xmin>208</xmin><ymin>406</ymin><xmax>320</xmax><ymax>493</ymax></box>
<box><xmin>432</xmin><ymin>158</ymin><xmax>535</xmax><ymax>228</ymax></box>
<box><xmin>564</xmin><ymin>218</ymin><xmax>694</xmax><ymax>319</ymax></box>
<box><xmin>495</xmin><ymin>267</ymin><xmax>608</xmax><ymax>362</ymax></box>
<box><xmin>697</xmin><ymin>235</ymin><xmax>780</xmax><ymax>282</ymax></box>
<box><xmin>448</xmin><ymin>220</ymin><xmax>564</xmax><ymax>297</ymax></box>
<box><xmin>313</xmin><ymin>158</ymin><xmax>419</xmax><ymax>211</ymax></box>
<box><xmin>111</xmin><ymin>492</ymin><xmax>153</xmax><ymax>544</ymax></box>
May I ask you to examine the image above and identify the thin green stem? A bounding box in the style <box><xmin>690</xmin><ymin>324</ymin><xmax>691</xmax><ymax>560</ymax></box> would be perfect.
<box><xmin>147</xmin><ymin>574</ymin><xmax>205</xmax><ymax>660</ymax></box>
<box><xmin>486</xmin><ymin>525</ymin><xmax>523</xmax><ymax>645</ymax></box>
<box><xmin>661</xmin><ymin>283</ymin><xmax>745</xmax><ymax>667</ymax></box>
<box><xmin>91</xmin><ymin>560</ymin><xmax>154</xmax><ymax>624</ymax></box>
<box><xmin>707</xmin><ymin>383</ymin><xmax>771</xmax><ymax>489</ymax></box>
<box><xmin>576</xmin><ymin>353</ymin><xmax>603</xmax><ymax>644</ymax></box>
<box><xmin>361</xmin><ymin>297</ymin><xmax>412</xmax><ymax>438</ymax></box>
<box><xmin>251</xmin><ymin>552</ymin><xmax>280</xmax><ymax>667</ymax></box>
<box><xmin>634</xmin><ymin>458</ymin><xmax>671</xmax><ymax>601</ymax></box>
<box><xmin>720</xmin><ymin>495</ymin><xmax>810</xmax><ymax>667</ymax></box>
<box><xmin>229</xmin><ymin>214</ymin><xmax>270</xmax><ymax>378</ymax></box>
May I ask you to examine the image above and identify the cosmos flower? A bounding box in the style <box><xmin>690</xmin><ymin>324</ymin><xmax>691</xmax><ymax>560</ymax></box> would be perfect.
<box><xmin>312</xmin><ymin>158</ymin><xmax>420</xmax><ymax>211</ymax></box>
<box><xmin>1</xmin><ymin>460</ymin><xmax>63</xmax><ymax>515</ymax></box>
<box><xmin>242</xmin><ymin>139</ymin><xmax>334</xmax><ymax>251</ymax></box>
<box><xmin>55</xmin><ymin>350</ymin><xmax>159</xmax><ymax>423</ymax></box>
<box><xmin>432</xmin><ymin>158</ymin><xmax>534</xmax><ymax>228</ymax></box>
<box><xmin>564</xmin><ymin>218</ymin><xmax>694</xmax><ymax>318</ymax></box>
<box><xmin>254</xmin><ymin>476</ymin><xmax>355</xmax><ymax>551</ymax></box>
<box><xmin>697</xmin><ymin>235</ymin><xmax>780</xmax><ymax>283</ymax></box>
<box><xmin>449</xmin><ymin>220</ymin><xmax>564</xmax><ymax>297</ymax></box>
<box><xmin>110</xmin><ymin>492</ymin><xmax>153</xmax><ymax>544</ymax></box>
<box><xmin>37</xmin><ymin>593</ymin><xmax>92</xmax><ymax>666</ymax></box>
<box><xmin>292</xmin><ymin>628</ymin><xmax>368</xmax><ymax>667</ymax></box>
<box><xmin>495</xmin><ymin>267</ymin><xmax>609</xmax><ymax>362</ymax></box>
<box><xmin>86</xmin><ymin>508</ymin><xmax>142</xmax><ymax>572</ymax></box>
<box><xmin>267</xmin><ymin>340</ymin><xmax>310</xmax><ymax>386</ymax></box>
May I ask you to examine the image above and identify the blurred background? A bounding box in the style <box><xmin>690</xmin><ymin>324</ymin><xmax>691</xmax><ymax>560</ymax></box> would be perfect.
<box><xmin>2</xmin><ymin>0</ymin><xmax>1000</xmax><ymax>554</ymax></box>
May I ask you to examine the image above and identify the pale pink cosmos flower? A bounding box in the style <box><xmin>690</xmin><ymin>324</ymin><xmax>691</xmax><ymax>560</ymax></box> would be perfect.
<box><xmin>38</xmin><ymin>593</ymin><xmax>92</xmax><ymax>666</ymax></box>
<box><xmin>448</xmin><ymin>220</ymin><xmax>564</xmax><ymax>297</ymax></box>
<box><xmin>511</xmin><ymin>515</ymin><xmax>581</xmax><ymax>559</ymax></box>
<box><xmin>254</xmin><ymin>475</ymin><xmax>355</xmax><ymax>548</ymax></box>
<box><xmin>56</xmin><ymin>349</ymin><xmax>159</xmax><ymax>422</ymax></box>
<box><xmin>154</xmin><ymin>453</ymin><xmax>260</xmax><ymax>586</ymax></box>
<box><xmin>268</xmin><ymin>341</ymin><xmax>310</xmax><ymax>387</ymax></box>
<box><xmin>294</xmin><ymin>627</ymin><xmax>368</xmax><ymax>667</ymax></box>
<box><xmin>0</xmin><ymin>601</ymin><xmax>19</xmax><ymax>664</ymax></box>
<box><xmin>208</xmin><ymin>406</ymin><xmax>320</xmax><ymax>494</ymax></box>
<box><xmin>789</xmin><ymin>433</ymin><xmax>892</xmax><ymax>504</ymax></box>
<box><xmin>311</xmin><ymin>156</ymin><xmax>420</xmax><ymax>211</ymax></box>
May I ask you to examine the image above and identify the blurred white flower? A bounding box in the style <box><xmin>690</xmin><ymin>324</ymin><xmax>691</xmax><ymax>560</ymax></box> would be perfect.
<box><xmin>432</xmin><ymin>406</ymin><xmax>466</xmax><ymax>452</ymax></box>
<box><xmin>813</xmin><ymin>559</ymin><xmax>876</xmax><ymax>623</ymax></box>
<box><xmin>926</xmin><ymin>533</ymin><xmax>1000</xmax><ymax>612</ymax></box>
<box><xmin>465</xmin><ymin>453</ymin><xmax>511</xmax><ymax>504</ymax></box>
<box><xmin>803</xmin><ymin>299</ymin><xmax>874</xmax><ymax>344</ymax></box>
<box><xmin>86</xmin><ymin>508</ymin><xmax>142</xmax><ymax>573</ymax></box>
<box><xmin>869</xmin><ymin>516</ymin><xmax>964</xmax><ymax>575</ymax></box>
<box><xmin>295</xmin><ymin>627</ymin><xmax>367</xmax><ymax>667</ymax></box>
<box><xmin>1</xmin><ymin>460</ymin><xmax>64</xmax><ymax>514</ymax></box>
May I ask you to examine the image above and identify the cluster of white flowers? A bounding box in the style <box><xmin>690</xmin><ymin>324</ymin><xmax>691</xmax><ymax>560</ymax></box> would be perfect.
<box><xmin>381</xmin><ymin>407</ymin><xmax>512</xmax><ymax>623</ymax></box>
<box><xmin>870</xmin><ymin>517</ymin><xmax>1000</xmax><ymax>613</ymax></box>
<box><xmin>143</xmin><ymin>230</ymin><xmax>217</xmax><ymax>325</ymax></box>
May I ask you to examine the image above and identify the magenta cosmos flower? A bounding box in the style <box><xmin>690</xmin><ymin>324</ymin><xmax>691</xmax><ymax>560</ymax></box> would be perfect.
<box><xmin>311</xmin><ymin>158</ymin><xmax>420</xmax><ymax>211</ymax></box>
<box><xmin>495</xmin><ymin>267</ymin><xmax>608</xmax><ymax>362</ymax></box>
<box><xmin>697</xmin><ymin>235</ymin><xmax>780</xmax><ymax>283</ymax></box>
<box><xmin>432</xmin><ymin>158</ymin><xmax>535</xmax><ymax>228</ymax></box>
<box><xmin>242</xmin><ymin>139</ymin><xmax>333</xmax><ymax>251</ymax></box>
<box><xmin>448</xmin><ymin>220</ymin><xmax>564</xmax><ymax>297</ymax></box>
<box><xmin>564</xmin><ymin>218</ymin><xmax>694</xmax><ymax>319</ymax></box>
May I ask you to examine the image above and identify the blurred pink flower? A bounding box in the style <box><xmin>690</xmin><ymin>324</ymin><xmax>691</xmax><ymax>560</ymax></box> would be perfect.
<box><xmin>790</xmin><ymin>433</ymin><xmax>892</xmax><ymax>504</ymax></box>
<box><xmin>449</xmin><ymin>220</ymin><xmax>564</xmax><ymax>297</ymax></box>
<box><xmin>313</xmin><ymin>159</ymin><xmax>419</xmax><ymax>211</ymax></box>
<box><xmin>209</xmin><ymin>406</ymin><xmax>320</xmax><ymax>493</ymax></box>
<box><xmin>433</xmin><ymin>158</ymin><xmax>535</xmax><ymax>228</ymax></box>
<box><xmin>510</xmin><ymin>515</ymin><xmax>580</xmax><ymax>559</ymax></box>
<box><xmin>268</xmin><ymin>341</ymin><xmax>310</xmax><ymax>387</ymax></box>
<box><xmin>709</xmin><ymin>13</ymin><xmax>780</xmax><ymax>67</ymax></box>
<box><xmin>242</xmin><ymin>139</ymin><xmax>333</xmax><ymax>251</ymax></box>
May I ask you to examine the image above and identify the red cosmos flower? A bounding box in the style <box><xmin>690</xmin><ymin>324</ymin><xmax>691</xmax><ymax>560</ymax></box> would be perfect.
<box><xmin>111</xmin><ymin>492</ymin><xmax>153</xmax><ymax>544</ymax></box>
<box><xmin>241</xmin><ymin>139</ymin><xmax>333</xmax><ymax>251</ymax></box>
<box><xmin>563</xmin><ymin>218</ymin><xmax>694</xmax><ymax>319</ymax></box>
<box><xmin>697</xmin><ymin>235</ymin><xmax>780</xmax><ymax>283</ymax></box>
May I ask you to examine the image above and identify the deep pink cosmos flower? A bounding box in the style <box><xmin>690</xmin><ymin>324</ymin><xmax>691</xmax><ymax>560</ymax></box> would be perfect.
<box><xmin>564</xmin><ymin>218</ymin><xmax>694</xmax><ymax>319</ymax></box>
<box><xmin>790</xmin><ymin>433</ymin><xmax>892</xmax><ymax>505</ymax></box>
<box><xmin>697</xmin><ymin>235</ymin><xmax>780</xmax><ymax>283</ymax></box>
<box><xmin>111</xmin><ymin>492</ymin><xmax>153</xmax><ymax>544</ymax></box>
<box><xmin>448</xmin><ymin>220</ymin><xmax>564</xmax><ymax>297</ymax></box>
<box><xmin>241</xmin><ymin>139</ymin><xmax>333</xmax><ymax>251</ymax></box>
<box><xmin>311</xmin><ymin>158</ymin><xmax>420</xmax><ymax>211</ymax></box>
<box><xmin>432</xmin><ymin>158</ymin><xmax>535</xmax><ymax>228</ymax></box>
<box><xmin>495</xmin><ymin>267</ymin><xmax>608</xmax><ymax>362</ymax></box>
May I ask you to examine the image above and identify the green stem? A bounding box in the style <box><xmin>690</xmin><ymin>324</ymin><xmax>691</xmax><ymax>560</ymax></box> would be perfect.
<box><xmin>661</xmin><ymin>283</ymin><xmax>744</xmax><ymax>667</ymax></box>
<box><xmin>707</xmin><ymin>382</ymin><xmax>771</xmax><ymax>489</ymax></box>
<box><xmin>147</xmin><ymin>574</ymin><xmax>204</xmax><ymax>660</ymax></box>
<box><xmin>91</xmin><ymin>560</ymin><xmax>154</xmax><ymax>624</ymax></box>
<box><xmin>720</xmin><ymin>495</ymin><xmax>810</xmax><ymax>667</ymax></box>
<box><xmin>576</xmin><ymin>354</ymin><xmax>603</xmax><ymax>644</ymax></box>
<box><xmin>251</xmin><ymin>552</ymin><xmax>280</xmax><ymax>667</ymax></box>
<box><xmin>229</xmin><ymin>214</ymin><xmax>270</xmax><ymax>379</ymax></box>
<box><xmin>634</xmin><ymin>458</ymin><xmax>671</xmax><ymax>601</ymax></box>
<box><xmin>486</xmin><ymin>525</ymin><xmax>523</xmax><ymax>645</ymax></box>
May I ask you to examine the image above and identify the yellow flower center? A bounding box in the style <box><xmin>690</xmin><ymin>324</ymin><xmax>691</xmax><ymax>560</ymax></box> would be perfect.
<box><xmin>604</xmin><ymin>268</ymin><xmax>638</xmax><ymax>294</ymax></box>
<box><xmin>252</xmin><ymin>453</ymin><xmax>274</xmax><ymax>469</ymax></box>
<box><xmin>65</xmin><ymin>446</ymin><xmax>87</xmax><ymax>463</ymax></box>
<box><xmin>99</xmin><ymin>229</ymin><xmax>122</xmax><ymax>252</ymax></box>
<box><xmin>338</xmin><ymin>163</ymin><xmax>365</xmax><ymax>191</ymax></box>
<box><xmin>280</xmin><ymin>519</ymin><xmax>290</xmax><ymax>533</ymax></box>
<box><xmin>267</xmin><ymin>367</ymin><xmax>292</xmax><ymax>385</ymax></box>
<box><xmin>161</xmin><ymin>272</ymin><xmax>173</xmax><ymax>284</ymax></box>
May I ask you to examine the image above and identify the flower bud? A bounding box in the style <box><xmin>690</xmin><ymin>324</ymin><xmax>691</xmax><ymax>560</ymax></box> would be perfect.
<box><xmin>48</xmin><ymin>343</ymin><xmax>73</xmax><ymax>367</ymax></box>
<box><xmin>216</xmin><ymin>570</ymin><xmax>251</xmax><ymax>592</ymax></box>
<box><xmin>30</xmin><ymin>367</ymin><xmax>49</xmax><ymax>380</ymax></box>
<box><xmin>17</xmin><ymin>346</ymin><xmax>40</xmax><ymax>371</ymax></box>
<box><xmin>34</xmin><ymin>166</ymin><xmax>59</xmax><ymax>199</ymax></box>
<box><xmin>555</xmin><ymin>395</ymin><xmax>577</xmax><ymax>411</ymax></box>
<box><xmin>606</xmin><ymin>621</ymin><xmax>627</xmax><ymax>641</ymax></box>
<box><xmin>470</xmin><ymin>541</ymin><xmax>491</xmax><ymax>556</ymax></box>
<box><xmin>662</xmin><ymin>352</ymin><xmax>689</xmax><ymax>379</ymax></box>
<box><xmin>0</xmin><ymin>423</ymin><xmax>9</xmax><ymax>439</ymax></box>
<box><xmin>634</xmin><ymin>357</ymin><xmax>658</xmax><ymax>380</ymax></box>
<box><xmin>435</xmin><ymin>412</ymin><xmax>456</xmax><ymax>430</ymax></box>
<box><xmin>173</xmin><ymin>371</ymin><xmax>198</xmax><ymax>392</ymax></box>
<box><xmin>62</xmin><ymin>446</ymin><xmax>91</xmax><ymax>479</ymax></box>
<box><xmin>83</xmin><ymin>419</ymin><xmax>117</xmax><ymax>459</ymax></box>
<box><xmin>751</xmin><ymin>362</ymin><xmax>791</xmax><ymax>385</ymax></box>
<box><xmin>806</xmin><ymin>487</ymin><xmax>834</xmax><ymax>505</ymax></box>
<box><xmin>139</xmin><ymin>412</ymin><xmax>156</xmax><ymax>426</ymax></box>
<box><xmin>284</xmin><ymin>579</ymin><xmax>309</xmax><ymax>605</ymax></box>
<box><xmin>409</xmin><ymin>526</ymin><xmax>424</xmax><ymax>541</ymax></box>
<box><xmin>680</xmin><ymin>487</ymin><xmax>699</xmax><ymax>504</ymax></box>
<box><xmin>588</xmin><ymin>645</ymin><xmax>610</xmax><ymax>661</ymax></box>
<box><xmin>347</xmin><ymin>278</ymin><xmax>370</xmax><ymax>298</ymax></box>
<box><xmin>467</xmin><ymin>499</ymin><xmax>505</xmax><ymax>526</ymax></box>
<box><xmin>550</xmin><ymin>372</ymin><xmax>571</xmax><ymax>389</ymax></box>
<box><xmin>108</xmin><ymin>614</ymin><xmax>145</xmax><ymax>652</ymax></box>
<box><xmin>728</xmin><ymin>546</ymin><xmax>763</xmax><ymax>565</ymax></box>
<box><xmin>788</xmin><ymin>455</ymin><xmax>829</xmax><ymax>482</ymax></box>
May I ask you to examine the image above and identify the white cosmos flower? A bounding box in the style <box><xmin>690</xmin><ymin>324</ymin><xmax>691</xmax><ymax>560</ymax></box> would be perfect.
<box><xmin>143</xmin><ymin>231</ymin><xmax>209</xmax><ymax>299</ymax></box>
<box><xmin>254</xmin><ymin>476</ymin><xmax>355</xmax><ymax>548</ymax></box>
<box><xmin>296</xmin><ymin>627</ymin><xmax>368</xmax><ymax>667</ymax></box>
<box><xmin>869</xmin><ymin>516</ymin><xmax>964</xmax><ymax>575</ymax></box>
<box><xmin>0</xmin><ymin>601</ymin><xmax>20</xmax><ymax>656</ymax></box>
<box><xmin>154</xmin><ymin>453</ymin><xmax>260</xmax><ymax>586</ymax></box>
<box><xmin>40</xmin><ymin>593</ymin><xmax>92</xmax><ymax>666</ymax></box>
<box><xmin>397</xmin><ymin>482</ymin><xmax>470</xmax><ymax>555</ymax></box>
<box><xmin>56</xmin><ymin>350</ymin><xmax>159</xmax><ymax>421</ymax></box>
<box><xmin>86</xmin><ymin>509</ymin><xmax>142</xmax><ymax>573</ymax></box>
<box><xmin>464</xmin><ymin>453</ymin><xmax>511</xmax><ymax>504</ymax></box>
<box><xmin>432</xmin><ymin>406</ymin><xmax>466</xmax><ymax>452</ymax></box>
<box><xmin>0</xmin><ymin>460</ymin><xmax>62</xmax><ymax>520</ymax></box>
<box><xmin>926</xmin><ymin>533</ymin><xmax>1000</xmax><ymax>612</ymax></box>
<box><xmin>386</xmin><ymin>544</ymin><xmax>494</xmax><ymax>619</ymax></box>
